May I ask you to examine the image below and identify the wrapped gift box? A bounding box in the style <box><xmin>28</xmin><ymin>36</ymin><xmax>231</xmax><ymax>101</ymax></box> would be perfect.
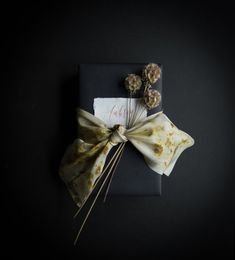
<box><xmin>77</xmin><ymin>63</ymin><xmax>162</xmax><ymax>195</ymax></box>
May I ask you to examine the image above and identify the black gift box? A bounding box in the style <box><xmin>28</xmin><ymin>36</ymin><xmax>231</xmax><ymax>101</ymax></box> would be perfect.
<box><xmin>77</xmin><ymin>63</ymin><xmax>162</xmax><ymax>195</ymax></box>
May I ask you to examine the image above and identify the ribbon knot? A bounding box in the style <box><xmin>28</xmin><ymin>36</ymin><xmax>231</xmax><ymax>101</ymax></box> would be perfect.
<box><xmin>110</xmin><ymin>124</ymin><xmax>128</xmax><ymax>145</ymax></box>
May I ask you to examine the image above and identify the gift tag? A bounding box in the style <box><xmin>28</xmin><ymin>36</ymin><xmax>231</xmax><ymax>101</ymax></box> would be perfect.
<box><xmin>93</xmin><ymin>97</ymin><xmax>147</xmax><ymax>128</ymax></box>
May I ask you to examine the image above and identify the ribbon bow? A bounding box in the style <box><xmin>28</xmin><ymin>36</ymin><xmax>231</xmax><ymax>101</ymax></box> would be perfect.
<box><xmin>59</xmin><ymin>108</ymin><xmax>194</xmax><ymax>207</ymax></box>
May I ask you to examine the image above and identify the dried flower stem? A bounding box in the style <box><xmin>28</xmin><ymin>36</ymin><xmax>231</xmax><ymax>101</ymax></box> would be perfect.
<box><xmin>126</xmin><ymin>96</ymin><xmax>130</xmax><ymax>127</ymax></box>
<box><xmin>73</xmin><ymin>143</ymin><xmax>126</xmax><ymax>245</ymax></box>
<box><xmin>129</xmin><ymin>99</ymin><xmax>142</xmax><ymax>127</ymax></box>
<box><xmin>103</xmin><ymin>143</ymin><xmax>126</xmax><ymax>202</ymax></box>
<box><xmin>132</xmin><ymin>106</ymin><xmax>146</xmax><ymax>126</ymax></box>
<box><xmin>127</xmin><ymin>96</ymin><xmax>130</xmax><ymax>127</ymax></box>
<box><xmin>73</xmin><ymin>143</ymin><xmax>124</xmax><ymax>219</ymax></box>
<box><xmin>127</xmin><ymin>93</ymin><xmax>132</xmax><ymax>128</ymax></box>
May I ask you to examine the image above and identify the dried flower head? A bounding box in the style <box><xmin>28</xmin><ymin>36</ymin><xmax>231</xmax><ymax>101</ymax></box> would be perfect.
<box><xmin>144</xmin><ymin>88</ymin><xmax>161</xmax><ymax>110</ymax></box>
<box><xmin>142</xmin><ymin>63</ymin><xmax>161</xmax><ymax>87</ymax></box>
<box><xmin>124</xmin><ymin>74</ymin><xmax>142</xmax><ymax>94</ymax></box>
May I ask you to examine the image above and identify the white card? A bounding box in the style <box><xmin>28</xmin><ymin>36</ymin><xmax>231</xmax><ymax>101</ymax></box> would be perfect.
<box><xmin>93</xmin><ymin>98</ymin><xmax>147</xmax><ymax>128</ymax></box>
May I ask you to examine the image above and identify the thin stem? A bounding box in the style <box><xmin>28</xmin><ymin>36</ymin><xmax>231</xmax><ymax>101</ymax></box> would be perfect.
<box><xmin>132</xmin><ymin>106</ymin><xmax>146</xmax><ymax>126</ymax></box>
<box><xmin>73</xmin><ymin>143</ymin><xmax>124</xmax><ymax>219</ymax></box>
<box><xmin>126</xmin><ymin>93</ymin><xmax>130</xmax><ymax>127</ymax></box>
<box><xmin>128</xmin><ymin>93</ymin><xmax>132</xmax><ymax>128</ymax></box>
<box><xmin>129</xmin><ymin>98</ymin><xmax>135</xmax><ymax>127</ymax></box>
<box><xmin>129</xmin><ymin>98</ymin><xmax>140</xmax><ymax>127</ymax></box>
<box><xmin>103</xmin><ymin>143</ymin><xmax>126</xmax><ymax>203</ymax></box>
<box><xmin>127</xmin><ymin>93</ymin><xmax>132</xmax><ymax>128</ymax></box>
<box><xmin>73</xmin><ymin>143</ymin><xmax>126</xmax><ymax>245</ymax></box>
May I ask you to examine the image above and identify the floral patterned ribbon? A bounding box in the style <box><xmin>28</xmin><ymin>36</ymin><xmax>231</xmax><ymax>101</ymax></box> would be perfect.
<box><xmin>59</xmin><ymin>108</ymin><xmax>194</xmax><ymax>207</ymax></box>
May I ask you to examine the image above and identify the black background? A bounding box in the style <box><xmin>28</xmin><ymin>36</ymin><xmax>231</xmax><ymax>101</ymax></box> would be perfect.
<box><xmin>3</xmin><ymin>1</ymin><xmax>234</xmax><ymax>259</ymax></box>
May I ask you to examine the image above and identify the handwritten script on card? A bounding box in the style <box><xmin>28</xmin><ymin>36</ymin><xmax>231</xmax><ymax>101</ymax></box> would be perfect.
<box><xmin>93</xmin><ymin>98</ymin><xmax>147</xmax><ymax>128</ymax></box>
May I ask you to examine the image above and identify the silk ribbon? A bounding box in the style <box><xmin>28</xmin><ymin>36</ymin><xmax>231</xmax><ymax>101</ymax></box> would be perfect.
<box><xmin>59</xmin><ymin>108</ymin><xmax>194</xmax><ymax>207</ymax></box>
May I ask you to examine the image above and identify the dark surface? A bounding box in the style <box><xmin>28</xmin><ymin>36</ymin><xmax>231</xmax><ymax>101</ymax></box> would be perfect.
<box><xmin>78</xmin><ymin>63</ymin><xmax>162</xmax><ymax>195</ymax></box>
<box><xmin>3</xmin><ymin>2</ymin><xmax>234</xmax><ymax>259</ymax></box>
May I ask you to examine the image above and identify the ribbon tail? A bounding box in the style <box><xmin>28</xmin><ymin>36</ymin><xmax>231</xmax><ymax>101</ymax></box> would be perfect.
<box><xmin>59</xmin><ymin>138</ymin><xmax>114</xmax><ymax>207</ymax></box>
